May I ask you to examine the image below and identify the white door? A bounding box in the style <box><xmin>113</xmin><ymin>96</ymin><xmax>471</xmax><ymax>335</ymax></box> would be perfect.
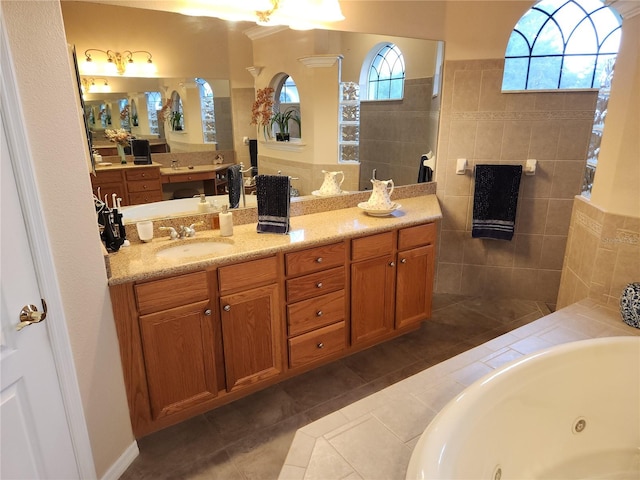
<box><xmin>0</xmin><ymin>113</ymin><xmax>80</xmax><ymax>478</ymax></box>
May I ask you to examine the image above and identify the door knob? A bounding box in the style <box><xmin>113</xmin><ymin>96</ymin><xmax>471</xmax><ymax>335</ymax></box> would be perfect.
<box><xmin>16</xmin><ymin>299</ymin><xmax>47</xmax><ymax>331</ymax></box>
<box><xmin>223</xmin><ymin>305</ymin><xmax>231</xmax><ymax>312</ymax></box>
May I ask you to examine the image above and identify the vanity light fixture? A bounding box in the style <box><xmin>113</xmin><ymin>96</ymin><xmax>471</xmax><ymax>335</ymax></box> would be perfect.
<box><xmin>180</xmin><ymin>0</ymin><xmax>344</xmax><ymax>30</ymax></box>
<box><xmin>81</xmin><ymin>77</ymin><xmax>111</xmax><ymax>94</ymax></box>
<box><xmin>82</xmin><ymin>49</ymin><xmax>157</xmax><ymax>76</ymax></box>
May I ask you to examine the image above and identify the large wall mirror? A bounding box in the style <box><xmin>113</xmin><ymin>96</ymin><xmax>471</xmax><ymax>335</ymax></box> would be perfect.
<box><xmin>62</xmin><ymin>1</ymin><xmax>442</xmax><ymax>212</ymax></box>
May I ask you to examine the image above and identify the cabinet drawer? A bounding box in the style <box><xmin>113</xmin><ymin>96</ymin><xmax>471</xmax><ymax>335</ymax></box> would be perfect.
<box><xmin>135</xmin><ymin>271</ymin><xmax>209</xmax><ymax>315</ymax></box>
<box><xmin>288</xmin><ymin>322</ymin><xmax>346</xmax><ymax>369</ymax></box>
<box><xmin>91</xmin><ymin>170</ymin><xmax>122</xmax><ymax>185</ymax></box>
<box><xmin>398</xmin><ymin>222</ymin><xmax>436</xmax><ymax>250</ymax></box>
<box><xmin>166</xmin><ymin>172</ymin><xmax>214</xmax><ymax>183</ymax></box>
<box><xmin>351</xmin><ymin>231</ymin><xmax>394</xmax><ymax>261</ymax></box>
<box><xmin>286</xmin><ymin>266</ymin><xmax>344</xmax><ymax>303</ymax></box>
<box><xmin>287</xmin><ymin>290</ymin><xmax>344</xmax><ymax>336</ymax></box>
<box><xmin>218</xmin><ymin>256</ymin><xmax>278</xmax><ymax>293</ymax></box>
<box><xmin>285</xmin><ymin>242</ymin><xmax>345</xmax><ymax>277</ymax></box>
<box><xmin>128</xmin><ymin>191</ymin><xmax>163</xmax><ymax>205</ymax></box>
<box><xmin>128</xmin><ymin>179</ymin><xmax>161</xmax><ymax>193</ymax></box>
<box><xmin>126</xmin><ymin>168</ymin><xmax>160</xmax><ymax>181</ymax></box>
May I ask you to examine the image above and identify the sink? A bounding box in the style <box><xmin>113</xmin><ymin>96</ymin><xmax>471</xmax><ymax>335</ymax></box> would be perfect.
<box><xmin>156</xmin><ymin>239</ymin><xmax>235</xmax><ymax>260</ymax></box>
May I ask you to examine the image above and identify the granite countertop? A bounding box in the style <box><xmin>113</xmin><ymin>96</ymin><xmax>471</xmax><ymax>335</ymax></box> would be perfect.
<box><xmin>106</xmin><ymin>194</ymin><xmax>442</xmax><ymax>285</ymax></box>
<box><xmin>95</xmin><ymin>161</ymin><xmax>163</xmax><ymax>171</ymax></box>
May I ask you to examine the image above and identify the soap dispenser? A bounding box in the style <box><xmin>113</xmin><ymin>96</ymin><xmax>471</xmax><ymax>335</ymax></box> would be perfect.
<box><xmin>197</xmin><ymin>194</ymin><xmax>210</xmax><ymax>213</ymax></box>
<box><xmin>219</xmin><ymin>204</ymin><xmax>233</xmax><ymax>237</ymax></box>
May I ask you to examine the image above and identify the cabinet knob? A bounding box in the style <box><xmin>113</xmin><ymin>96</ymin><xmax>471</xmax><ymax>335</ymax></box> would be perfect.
<box><xmin>204</xmin><ymin>309</ymin><xmax>212</xmax><ymax>316</ymax></box>
<box><xmin>223</xmin><ymin>305</ymin><xmax>231</xmax><ymax>312</ymax></box>
<box><xmin>142</xmin><ymin>173</ymin><xmax>147</xmax><ymax>177</ymax></box>
<box><xmin>316</xmin><ymin>257</ymin><xmax>323</xmax><ymax>263</ymax></box>
<box><xmin>143</xmin><ymin>185</ymin><xmax>148</xmax><ymax>189</ymax></box>
<box><xmin>389</xmin><ymin>261</ymin><xmax>395</xmax><ymax>267</ymax></box>
<box><xmin>400</xmin><ymin>258</ymin><xmax>407</xmax><ymax>264</ymax></box>
<box><xmin>317</xmin><ymin>342</ymin><xmax>324</xmax><ymax>349</ymax></box>
<box><xmin>316</xmin><ymin>310</ymin><xmax>323</xmax><ymax>317</ymax></box>
<box><xmin>316</xmin><ymin>282</ymin><xmax>323</xmax><ymax>288</ymax></box>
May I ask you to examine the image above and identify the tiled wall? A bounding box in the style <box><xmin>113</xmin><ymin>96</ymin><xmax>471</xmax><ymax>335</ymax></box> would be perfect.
<box><xmin>435</xmin><ymin>59</ymin><xmax>598</xmax><ymax>304</ymax></box>
<box><xmin>359</xmin><ymin>77</ymin><xmax>440</xmax><ymax>189</ymax></box>
<box><xmin>557</xmin><ymin>196</ymin><xmax>640</xmax><ymax>309</ymax></box>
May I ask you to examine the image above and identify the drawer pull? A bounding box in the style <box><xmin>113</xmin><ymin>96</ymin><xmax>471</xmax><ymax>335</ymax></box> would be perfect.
<box><xmin>316</xmin><ymin>310</ymin><xmax>323</xmax><ymax>317</ymax></box>
<box><xmin>400</xmin><ymin>258</ymin><xmax>407</xmax><ymax>264</ymax></box>
<box><xmin>142</xmin><ymin>173</ymin><xmax>147</xmax><ymax>177</ymax></box>
<box><xmin>143</xmin><ymin>185</ymin><xmax>148</xmax><ymax>189</ymax></box>
<box><xmin>389</xmin><ymin>261</ymin><xmax>395</xmax><ymax>267</ymax></box>
<box><xmin>316</xmin><ymin>282</ymin><xmax>323</xmax><ymax>288</ymax></box>
<box><xmin>317</xmin><ymin>342</ymin><xmax>324</xmax><ymax>349</ymax></box>
<box><xmin>204</xmin><ymin>309</ymin><xmax>212</xmax><ymax>316</ymax></box>
<box><xmin>316</xmin><ymin>257</ymin><xmax>323</xmax><ymax>263</ymax></box>
<box><xmin>223</xmin><ymin>305</ymin><xmax>231</xmax><ymax>312</ymax></box>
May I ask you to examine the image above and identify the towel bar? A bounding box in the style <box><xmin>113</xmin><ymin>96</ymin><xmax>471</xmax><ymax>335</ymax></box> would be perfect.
<box><xmin>457</xmin><ymin>159</ymin><xmax>537</xmax><ymax>176</ymax></box>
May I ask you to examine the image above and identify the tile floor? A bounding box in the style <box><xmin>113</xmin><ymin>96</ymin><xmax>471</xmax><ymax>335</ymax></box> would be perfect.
<box><xmin>120</xmin><ymin>295</ymin><xmax>558</xmax><ymax>480</ymax></box>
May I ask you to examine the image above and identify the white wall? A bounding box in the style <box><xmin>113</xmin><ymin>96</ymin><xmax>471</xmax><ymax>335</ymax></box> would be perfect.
<box><xmin>1</xmin><ymin>1</ymin><xmax>134</xmax><ymax>477</ymax></box>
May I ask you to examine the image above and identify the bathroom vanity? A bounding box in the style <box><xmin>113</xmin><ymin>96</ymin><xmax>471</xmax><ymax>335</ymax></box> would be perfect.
<box><xmin>106</xmin><ymin>195</ymin><xmax>441</xmax><ymax>437</ymax></box>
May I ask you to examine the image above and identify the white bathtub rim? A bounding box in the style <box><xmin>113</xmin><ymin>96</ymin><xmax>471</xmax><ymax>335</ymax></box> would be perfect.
<box><xmin>406</xmin><ymin>336</ymin><xmax>640</xmax><ymax>480</ymax></box>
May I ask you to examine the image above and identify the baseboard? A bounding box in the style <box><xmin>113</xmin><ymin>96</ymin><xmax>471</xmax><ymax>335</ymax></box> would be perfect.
<box><xmin>100</xmin><ymin>441</ymin><xmax>139</xmax><ymax>480</ymax></box>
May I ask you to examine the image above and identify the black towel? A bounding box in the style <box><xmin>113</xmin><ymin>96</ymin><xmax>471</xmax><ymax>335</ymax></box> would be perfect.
<box><xmin>472</xmin><ymin>165</ymin><xmax>522</xmax><ymax>241</ymax></box>
<box><xmin>418</xmin><ymin>155</ymin><xmax>433</xmax><ymax>183</ymax></box>
<box><xmin>256</xmin><ymin>175</ymin><xmax>290</xmax><ymax>234</ymax></box>
<box><xmin>227</xmin><ymin>164</ymin><xmax>242</xmax><ymax>209</ymax></box>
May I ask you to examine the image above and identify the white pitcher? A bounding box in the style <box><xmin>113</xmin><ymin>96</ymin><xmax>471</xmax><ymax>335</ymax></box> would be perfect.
<box><xmin>367</xmin><ymin>178</ymin><xmax>395</xmax><ymax>209</ymax></box>
<box><xmin>319</xmin><ymin>170</ymin><xmax>345</xmax><ymax>196</ymax></box>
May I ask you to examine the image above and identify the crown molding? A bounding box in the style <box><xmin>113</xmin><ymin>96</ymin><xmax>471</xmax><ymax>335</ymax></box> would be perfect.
<box><xmin>298</xmin><ymin>54</ymin><xmax>343</xmax><ymax>68</ymax></box>
<box><xmin>243</xmin><ymin>25</ymin><xmax>289</xmax><ymax>40</ymax></box>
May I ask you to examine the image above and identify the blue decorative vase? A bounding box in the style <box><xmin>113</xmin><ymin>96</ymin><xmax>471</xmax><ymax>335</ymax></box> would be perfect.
<box><xmin>620</xmin><ymin>282</ymin><xmax>640</xmax><ymax>329</ymax></box>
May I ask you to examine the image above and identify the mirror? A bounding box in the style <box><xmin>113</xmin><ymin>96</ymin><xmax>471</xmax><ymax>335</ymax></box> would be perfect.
<box><xmin>61</xmin><ymin>1</ymin><xmax>441</xmax><ymax>216</ymax></box>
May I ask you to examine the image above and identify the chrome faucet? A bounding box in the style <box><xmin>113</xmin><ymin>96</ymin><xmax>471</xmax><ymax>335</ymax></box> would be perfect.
<box><xmin>159</xmin><ymin>222</ymin><xmax>204</xmax><ymax>240</ymax></box>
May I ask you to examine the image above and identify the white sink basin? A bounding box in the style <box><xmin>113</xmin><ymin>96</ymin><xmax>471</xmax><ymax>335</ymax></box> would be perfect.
<box><xmin>156</xmin><ymin>240</ymin><xmax>234</xmax><ymax>260</ymax></box>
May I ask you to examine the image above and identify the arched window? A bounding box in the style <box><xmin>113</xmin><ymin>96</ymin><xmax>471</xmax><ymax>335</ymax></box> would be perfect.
<box><xmin>502</xmin><ymin>0</ymin><xmax>622</xmax><ymax>91</ymax></box>
<box><xmin>278</xmin><ymin>76</ymin><xmax>299</xmax><ymax>103</ymax></box>
<box><xmin>364</xmin><ymin>43</ymin><xmax>405</xmax><ymax>100</ymax></box>
<box><xmin>170</xmin><ymin>91</ymin><xmax>184</xmax><ymax>131</ymax></box>
<box><xmin>196</xmin><ymin>78</ymin><xmax>216</xmax><ymax>143</ymax></box>
<box><xmin>274</xmin><ymin>75</ymin><xmax>301</xmax><ymax>139</ymax></box>
<box><xmin>145</xmin><ymin>91</ymin><xmax>161</xmax><ymax>135</ymax></box>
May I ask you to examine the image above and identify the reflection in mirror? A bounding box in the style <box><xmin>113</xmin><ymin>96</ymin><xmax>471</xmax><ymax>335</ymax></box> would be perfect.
<box><xmin>271</xmin><ymin>74</ymin><xmax>301</xmax><ymax>141</ymax></box>
<box><xmin>61</xmin><ymin>1</ymin><xmax>441</xmax><ymax>220</ymax></box>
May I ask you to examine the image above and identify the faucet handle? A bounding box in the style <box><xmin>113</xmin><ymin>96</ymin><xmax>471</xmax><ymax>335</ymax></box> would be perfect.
<box><xmin>159</xmin><ymin>226</ymin><xmax>179</xmax><ymax>240</ymax></box>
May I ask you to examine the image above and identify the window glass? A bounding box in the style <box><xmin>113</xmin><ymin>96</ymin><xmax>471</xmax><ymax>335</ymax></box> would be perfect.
<box><xmin>146</xmin><ymin>91</ymin><xmax>161</xmax><ymax>135</ymax></box>
<box><xmin>196</xmin><ymin>78</ymin><xmax>216</xmax><ymax>143</ymax></box>
<box><xmin>366</xmin><ymin>43</ymin><xmax>405</xmax><ymax>100</ymax></box>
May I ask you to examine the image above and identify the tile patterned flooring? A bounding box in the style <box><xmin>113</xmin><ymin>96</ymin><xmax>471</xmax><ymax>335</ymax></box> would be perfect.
<box><xmin>120</xmin><ymin>295</ymin><xmax>636</xmax><ymax>479</ymax></box>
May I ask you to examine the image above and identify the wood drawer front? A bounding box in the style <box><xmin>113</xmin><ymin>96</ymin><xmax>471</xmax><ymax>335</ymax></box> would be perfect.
<box><xmin>128</xmin><ymin>191</ymin><xmax>163</xmax><ymax>205</ymax></box>
<box><xmin>135</xmin><ymin>271</ymin><xmax>209</xmax><ymax>315</ymax></box>
<box><xmin>218</xmin><ymin>256</ymin><xmax>278</xmax><ymax>293</ymax></box>
<box><xmin>285</xmin><ymin>242</ymin><xmax>345</xmax><ymax>277</ymax></box>
<box><xmin>287</xmin><ymin>290</ymin><xmax>345</xmax><ymax>336</ymax></box>
<box><xmin>398</xmin><ymin>222</ymin><xmax>436</xmax><ymax>250</ymax></box>
<box><xmin>91</xmin><ymin>170</ymin><xmax>122</xmax><ymax>185</ymax></box>
<box><xmin>126</xmin><ymin>168</ymin><xmax>160</xmax><ymax>181</ymax></box>
<box><xmin>351</xmin><ymin>231</ymin><xmax>394</xmax><ymax>261</ymax></box>
<box><xmin>128</xmin><ymin>179</ymin><xmax>161</xmax><ymax>193</ymax></box>
<box><xmin>286</xmin><ymin>266</ymin><xmax>344</xmax><ymax>303</ymax></box>
<box><xmin>166</xmin><ymin>171</ymin><xmax>214</xmax><ymax>183</ymax></box>
<box><xmin>288</xmin><ymin>322</ymin><xmax>346</xmax><ymax>369</ymax></box>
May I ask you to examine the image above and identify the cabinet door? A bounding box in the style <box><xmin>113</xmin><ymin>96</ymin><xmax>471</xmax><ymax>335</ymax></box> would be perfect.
<box><xmin>92</xmin><ymin>182</ymin><xmax>127</xmax><ymax>206</ymax></box>
<box><xmin>351</xmin><ymin>255</ymin><xmax>396</xmax><ymax>345</ymax></box>
<box><xmin>395</xmin><ymin>245</ymin><xmax>435</xmax><ymax>329</ymax></box>
<box><xmin>220</xmin><ymin>283</ymin><xmax>283</xmax><ymax>392</ymax></box>
<box><xmin>139</xmin><ymin>300</ymin><xmax>217</xmax><ymax>420</ymax></box>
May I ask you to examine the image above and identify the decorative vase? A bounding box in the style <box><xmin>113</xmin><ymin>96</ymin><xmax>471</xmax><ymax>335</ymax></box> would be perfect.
<box><xmin>116</xmin><ymin>144</ymin><xmax>127</xmax><ymax>164</ymax></box>
<box><xmin>620</xmin><ymin>282</ymin><xmax>640</xmax><ymax>329</ymax></box>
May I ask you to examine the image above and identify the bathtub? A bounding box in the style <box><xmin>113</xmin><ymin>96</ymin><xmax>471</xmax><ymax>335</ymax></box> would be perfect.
<box><xmin>121</xmin><ymin>194</ymin><xmax>257</xmax><ymax>223</ymax></box>
<box><xmin>406</xmin><ymin>336</ymin><xmax>640</xmax><ymax>480</ymax></box>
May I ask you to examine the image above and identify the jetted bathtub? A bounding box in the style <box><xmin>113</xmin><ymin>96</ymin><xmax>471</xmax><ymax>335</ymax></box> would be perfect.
<box><xmin>406</xmin><ymin>336</ymin><xmax>640</xmax><ymax>480</ymax></box>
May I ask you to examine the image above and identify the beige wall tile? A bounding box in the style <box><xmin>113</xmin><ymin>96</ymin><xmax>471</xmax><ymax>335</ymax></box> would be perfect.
<box><xmin>536</xmin><ymin>270</ymin><xmax>562</xmax><ymax>303</ymax></box>
<box><xmin>566</xmin><ymin>224</ymin><xmax>587</xmax><ymax>273</ymax></box>
<box><xmin>573</xmin><ymin>278</ymin><xmax>590</xmax><ymax>303</ymax></box>
<box><xmin>501</xmin><ymin>121</ymin><xmax>532</xmax><ymax>160</ymax></box>
<box><xmin>435</xmin><ymin>263</ymin><xmax>462</xmax><ymax>293</ymax></box>
<box><xmin>448</xmin><ymin>120</ymin><xmax>477</xmax><ymax>159</ymax></box>
<box><xmin>460</xmin><ymin>265</ymin><xmax>487</xmax><ymax>296</ymax></box>
<box><xmin>474</xmin><ymin>122</ymin><xmax>504</xmax><ymax>159</ymax></box>
<box><xmin>610</xmin><ymin>246</ymin><xmax>640</xmax><ymax>298</ymax></box>
<box><xmin>484</xmin><ymin>267</ymin><xmax>514</xmax><ymax>297</ymax></box>
<box><xmin>545</xmin><ymin>199</ymin><xmax>573</xmax><ymax>235</ymax></box>
<box><xmin>556</xmin><ymin>120</ymin><xmax>592</xmax><ymax>160</ymax></box>
<box><xmin>463</xmin><ymin>237</ymin><xmax>488</xmax><ymax>265</ymax></box>
<box><xmin>563</xmin><ymin>91</ymin><xmax>597</xmax><ymax>111</ymax></box>
<box><xmin>539</xmin><ymin>235</ymin><xmax>568</xmax><ymax>270</ymax></box>
<box><xmin>486</xmin><ymin>239</ymin><xmax>516</xmax><ymax>267</ymax></box>
<box><xmin>511</xmin><ymin>268</ymin><xmax>538</xmax><ymax>299</ymax></box>
<box><xmin>535</xmin><ymin>93</ymin><xmax>566</xmax><ymax>111</ymax></box>
<box><xmin>444</xmin><ymin>158</ymin><xmax>473</xmax><ymax>195</ymax></box>
<box><xmin>592</xmin><ymin>247</ymin><xmax>617</xmax><ymax>292</ymax></box>
<box><xmin>623</xmin><ymin>216</ymin><xmax>640</xmax><ymax>233</ymax></box>
<box><xmin>521</xmin><ymin>160</ymin><xmax>554</xmax><ymax>199</ymax></box>
<box><xmin>550</xmin><ymin>161</ymin><xmax>584</xmax><ymax>198</ymax></box>
<box><xmin>516</xmin><ymin>198</ymin><xmax>549</xmax><ymax>234</ymax></box>
<box><xmin>556</xmin><ymin>268</ymin><xmax>577</xmax><ymax>309</ymax></box>
<box><xmin>529</xmin><ymin>122</ymin><xmax>561</xmax><ymax>160</ymax></box>
<box><xmin>506</xmin><ymin>92</ymin><xmax>536</xmax><ymax>112</ymax></box>
<box><xmin>478</xmin><ymin>69</ymin><xmax>506</xmax><ymax>112</ymax></box>
<box><xmin>441</xmin><ymin>195</ymin><xmax>469</xmax><ymax>231</ymax></box>
<box><xmin>578</xmin><ymin>233</ymin><xmax>599</xmax><ymax>282</ymax></box>
<box><xmin>514</xmin><ymin>234</ymin><xmax>543</xmax><ymax>268</ymax></box>
<box><xmin>452</xmin><ymin>70</ymin><xmax>482</xmax><ymax>112</ymax></box>
<box><xmin>439</xmin><ymin>230</ymin><xmax>466</xmax><ymax>263</ymax></box>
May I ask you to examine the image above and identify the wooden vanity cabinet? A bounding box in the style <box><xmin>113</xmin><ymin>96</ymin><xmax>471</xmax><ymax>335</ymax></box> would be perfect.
<box><xmin>218</xmin><ymin>256</ymin><xmax>285</xmax><ymax>392</ymax></box>
<box><xmin>350</xmin><ymin>223</ymin><xmax>436</xmax><ymax>346</ymax></box>
<box><xmin>91</xmin><ymin>165</ymin><xmax>162</xmax><ymax>206</ymax></box>
<box><xmin>285</xmin><ymin>242</ymin><xmax>348</xmax><ymax>369</ymax></box>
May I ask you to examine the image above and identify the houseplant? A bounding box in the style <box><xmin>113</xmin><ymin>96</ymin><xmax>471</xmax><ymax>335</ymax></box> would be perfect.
<box><xmin>270</xmin><ymin>107</ymin><xmax>300</xmax><ymax>141</ymax></box>
<box><xmin>250</xmin><ymin>87</ymin><xmax>275</xmax><ymax>140</ymax></box>
<box><xmin>170</xmin><ymin>111</ymin><xmax>183</xmax><ymax>131</ymax></box>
